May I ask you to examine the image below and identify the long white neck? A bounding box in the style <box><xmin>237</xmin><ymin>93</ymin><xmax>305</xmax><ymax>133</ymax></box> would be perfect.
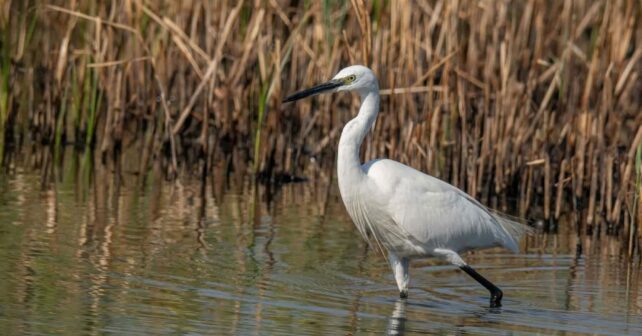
<box><xmin>337</xmin><ymin>89</ymin><xmax>380</xmax><ymax>199</ymax></box>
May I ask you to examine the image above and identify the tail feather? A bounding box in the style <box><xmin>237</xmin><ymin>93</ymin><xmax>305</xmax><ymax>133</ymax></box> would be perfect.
<box><xmin>491</xmin><ymin>211</ymin><xmax>533</xmax><ymax>252</ymax></box>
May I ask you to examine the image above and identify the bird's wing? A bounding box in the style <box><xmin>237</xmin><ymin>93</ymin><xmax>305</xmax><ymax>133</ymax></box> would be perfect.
<box><xmin>364</xmin><ymin>159</ymin><xmax>528</xmax><ymax>253</ymax></box>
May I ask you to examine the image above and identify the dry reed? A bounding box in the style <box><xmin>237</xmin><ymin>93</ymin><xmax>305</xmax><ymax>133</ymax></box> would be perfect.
<box><xmin>1</xmin><ymin>0</ymin><xmax>641</xmax><ymax>253</ymax></box>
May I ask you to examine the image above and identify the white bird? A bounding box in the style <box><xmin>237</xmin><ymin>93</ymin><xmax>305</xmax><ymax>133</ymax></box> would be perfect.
<box><xmin>283</xmin><ymin>65</ymin><xmax>530</xmax><ymax>307</ymax></box>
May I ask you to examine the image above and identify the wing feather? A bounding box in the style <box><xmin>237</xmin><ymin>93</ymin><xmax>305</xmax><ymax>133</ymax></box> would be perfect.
<box><xmin>363</xmin><ymin>159</ymin><xmax>530</xmax><ymax>254</ymax></box>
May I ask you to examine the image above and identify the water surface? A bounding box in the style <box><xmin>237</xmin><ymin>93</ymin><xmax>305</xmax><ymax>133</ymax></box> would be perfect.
<box><xmin>0</xmin><ymin>163</ymin><xmax>641</xmax><ymax>335</ymax></box>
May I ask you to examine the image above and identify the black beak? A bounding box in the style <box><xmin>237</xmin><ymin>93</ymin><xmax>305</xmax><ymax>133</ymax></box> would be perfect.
<box><xmin>283</xmin><ymin>80</ymin><xmax>343</xmax><ymax>103</ymax></box>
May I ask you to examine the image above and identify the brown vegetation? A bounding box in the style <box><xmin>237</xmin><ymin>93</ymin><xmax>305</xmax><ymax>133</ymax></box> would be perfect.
<box><xmin>1</xmin><ymin>1</ymin><xmax>641</xmax><ymax>250</ymax></box>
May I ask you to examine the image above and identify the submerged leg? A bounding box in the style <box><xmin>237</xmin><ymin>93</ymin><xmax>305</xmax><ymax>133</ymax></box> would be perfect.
<box><xmin>459</xmin><ymin>265</ymin><xmax>503</xmax><ymax>307</ymax></box>
<box><xmin>433</xmin><ymin>248</ymin><xmax>503</xmax><ymax>307</ymax></box>
<box><xmin>388</xmin><ymin>253</ymin><xmax>410</xmax><ymax>298</ymax></box>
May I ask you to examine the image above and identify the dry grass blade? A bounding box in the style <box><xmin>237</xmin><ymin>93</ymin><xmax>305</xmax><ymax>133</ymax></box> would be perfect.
<box><xmin>87</xmin><ymin>56</ymin><xmax>151</xmax><ymax>68</ymax></box>
<box><xmin>172</xmin><ymin>1</ymin><xmax>243</xmax><ymax>135</ymax></box>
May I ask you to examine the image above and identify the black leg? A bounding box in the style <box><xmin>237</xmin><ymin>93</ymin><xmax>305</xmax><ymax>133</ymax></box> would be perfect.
<box><xmin>459</xmin><ymin>265</ymin><xmax>503</xmax><ymax>307</ymax></box>
<box><xmin>399</xmin><ymin>289</ymin><xmax>408</xmax><ymax>299</ymax></box>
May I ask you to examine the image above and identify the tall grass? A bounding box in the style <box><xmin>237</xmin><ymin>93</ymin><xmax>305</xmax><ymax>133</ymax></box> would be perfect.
<box><xmin>1</xmin><ymin>0</ymin><xmax>641</xmax><ymax>250</ymax></box>
<box><xmin>0</xmin><ymin>14</ymin><xmax>10</xmax><ymax>132</ymax></box>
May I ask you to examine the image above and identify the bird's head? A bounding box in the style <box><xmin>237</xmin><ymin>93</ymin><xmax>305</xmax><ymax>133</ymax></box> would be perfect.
<box><xmin>283</xmin><ymin>65</ymin><xmax>378</xmax><ymax>103</ymax></box>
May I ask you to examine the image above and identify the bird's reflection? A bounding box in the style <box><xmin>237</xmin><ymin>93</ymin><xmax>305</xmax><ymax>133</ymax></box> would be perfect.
<box><xmin>386</xmin><ymin>296</ymin><xmax>505</xmax><ymax>335</ymax></box>
<box><xmin>387</xmin><ymin>298</ymin><xmax>407</xmax><ymax>336</ymax></box>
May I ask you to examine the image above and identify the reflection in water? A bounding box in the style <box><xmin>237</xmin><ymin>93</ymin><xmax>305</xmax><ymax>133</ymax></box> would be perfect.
<box><xmin>387</xmin><ymin>299</ymin><xmax>407</xmax><ymax>336</ymax></box>
<box><xmin>0</xmin><ymin>149</ymin><xmax>641</xmax><ymax>335</ymax></box>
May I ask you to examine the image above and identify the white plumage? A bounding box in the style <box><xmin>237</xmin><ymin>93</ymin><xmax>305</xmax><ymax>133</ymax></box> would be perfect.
<box><xmin>284</xmin><ymin>65</ymin><xmax>531</xmax><ymax>307</ymax></box>
<box><xmin>356</xmin><ymin>159</ymin><xmax>523</xmax><ymax>254</ymax></box>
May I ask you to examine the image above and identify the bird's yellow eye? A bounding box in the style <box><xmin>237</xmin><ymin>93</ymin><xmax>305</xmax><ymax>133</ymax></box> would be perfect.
<box><xmin>345</xmin><ymin>75</ymin><xmax>356</xmax><ymax>83</ymax></box>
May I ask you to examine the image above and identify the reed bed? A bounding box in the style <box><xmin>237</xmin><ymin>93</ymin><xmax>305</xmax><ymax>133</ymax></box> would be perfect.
<box><xmin>1</xmin><ymin>0</ymin><xmax>641</xmax><ymax>252</ymax></box>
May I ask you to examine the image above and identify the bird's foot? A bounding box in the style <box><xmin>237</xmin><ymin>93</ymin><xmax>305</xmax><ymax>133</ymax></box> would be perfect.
<box><xmin>489</xmin><ymin>289</ymin><xmax>503</xmax><ymax>308</ymax></box>
<box><xmin>399</xmin><ymin>289</ymin><xmax>408</xmax><ymax>299</ymax></box>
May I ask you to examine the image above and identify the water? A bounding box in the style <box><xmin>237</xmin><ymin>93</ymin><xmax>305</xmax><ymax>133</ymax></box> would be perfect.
<box><xmin>1</xmin><ymin>164</ymin><xmax>641</xmax><ymax>335</ymax></box>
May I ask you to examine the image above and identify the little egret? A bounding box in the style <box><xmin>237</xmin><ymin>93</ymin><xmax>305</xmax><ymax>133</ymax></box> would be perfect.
<box><xmin>283</xmin><ymin>65</ymin><xmax>530</xmax><ymax>307</ymax></box>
